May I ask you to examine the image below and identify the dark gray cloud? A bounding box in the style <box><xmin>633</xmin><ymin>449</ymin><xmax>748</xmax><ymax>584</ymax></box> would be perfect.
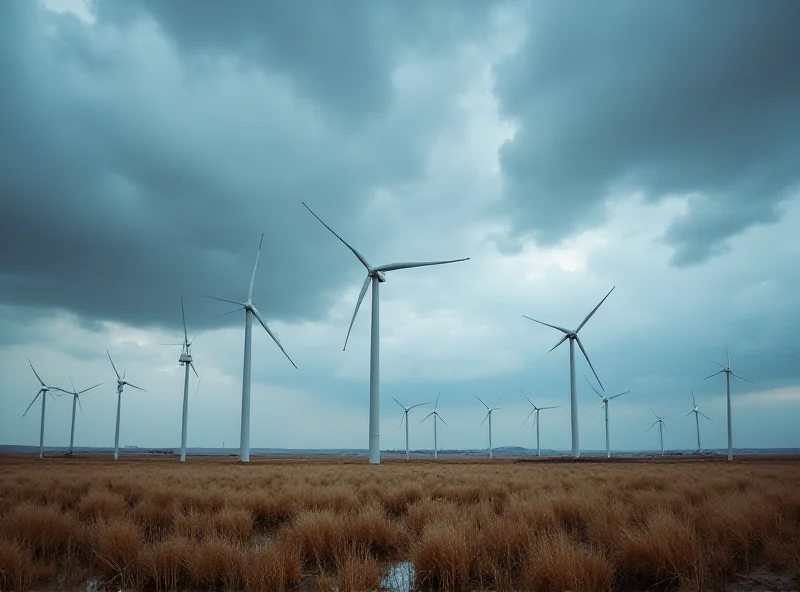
<box><xmin>0</xmin><ymin>0</ymin><xmax>496</xmax><ymax>331</ymax></box>
<box><xmin>495</xmin><ymin>1</ymin><xmax>800</xmax><ymax>265</ymax></box>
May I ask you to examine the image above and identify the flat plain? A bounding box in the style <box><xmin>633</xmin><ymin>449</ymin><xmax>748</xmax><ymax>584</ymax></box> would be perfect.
<box><xmin>0</xmin><ymin>454</ymin><xmax>798</xmax><ymax>591</ymax></box>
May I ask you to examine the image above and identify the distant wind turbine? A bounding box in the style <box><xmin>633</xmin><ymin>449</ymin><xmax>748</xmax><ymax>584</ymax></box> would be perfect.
<box><xmin>685</xmin><ymin>390</ymin><xmax>713</xmax><ymax>453</ymax></box>
<box><xmin>202</xmin><ymin>235</ymin><xmax>297</xmax><ymax>462</ymax></box>
<box><xmin>521</xmin><ymin>390</ymin><xmax>560</xmax><ymax>457</ymax></box>
<box><xmin>24</xmin><ymin>360</ymin><xmax>64</xmax><ymax>459</ymax></box>
<box><xmin>523</xmin><ymin>287</ymin><xmax>615</xmax><ymax>458</ymax></box>
<box><xmin>303</xmin><ymin>202</ymin><xmax>469</xmax><ymax>464</ymax></box>
<box><xmin>177</xmin><ymin>296</ymin><xmax>199</xmax><ymax>463</ymax></box>
<box><xmin>419</xmin><ymin>392</ymin><xmax>448</xmax><ymax>459</ymax></box>
<box><xmin>59</xmin><ymin>375</ymin><xmax>102</xmax><ymax>455</ymax></box>
<box><xmin>584</xmin><ymin>374</ymin><xmax>630</xmax><ymax>458</ymax></box>
<box><xmin>394</xmin><ymin>397</ymin><xmax>429</xmax><ymax>461</ymax></box>
<box><xmin>704</xmin><ymin>344</ymin><xmax>751</xmax><ymax>461</ymax></box>
<box><xmin>646</xmin><ymin>407</ymin><xmax>677</xmax><ymax>456</ymax></box>
<box><xmin>478</xmin><ymin>396</ymin><xmax>503</xmax><ymax>459</ymax></box>
<box><xmin>107</xmin><ymin>351</ymin><xmax>146</xmax><ymax>460</ymax></box>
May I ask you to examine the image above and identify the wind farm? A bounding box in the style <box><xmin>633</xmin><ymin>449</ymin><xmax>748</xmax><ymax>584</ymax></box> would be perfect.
<box><xmin>3</xmin><ymin>1</ymin><xmax>800</xmax><ymax>588</ymax></box>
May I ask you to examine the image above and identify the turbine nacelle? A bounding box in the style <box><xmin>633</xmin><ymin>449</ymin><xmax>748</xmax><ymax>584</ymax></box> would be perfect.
<box><xmin>179</xmin><ymin>353</ymin><xmax>193</xmax><ymax>364</ymax></box>
<box><xmin>369</xmin><ymin>269</ymin><xmax>387</xmax><ymax>282</ymax></box>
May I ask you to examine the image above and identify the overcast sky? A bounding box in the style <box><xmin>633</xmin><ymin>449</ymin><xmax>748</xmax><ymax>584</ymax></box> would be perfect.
<box><xmin>2</xmin><ymin>0</ymin><xmax>799</xmax><ymax>454</ymax></box>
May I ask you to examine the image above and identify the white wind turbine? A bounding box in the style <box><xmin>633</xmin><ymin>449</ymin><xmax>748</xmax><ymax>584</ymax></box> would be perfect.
<box><xmin>202</xmin><ymin>234</ymin><xmax>297</xmax><ymax>463</ymax></box>
<box><xmin>685</xmin><ymin>390</ymin><xmax>713</xmax><ymax>453</ymax></box>
<box><xmin>704</xmin><ymin>344</ymin><xmax>751</xmax><ymax>461</ymax></box>
<box><xmin>176</xmin><ymin>296</ymin><xmax>199</xmax><ymax>463</ymax></box>
<box><xmin>419</xmin><ymin>392</ymin><xmax>448</xmax><ymax>459</ymax></box>
<box><xmin>59</xmin><ymin>375</ymin><xmax>102</xmax><ymax>455</ymax></box>
<box><xmin>107</xmin><ymin>351</ymin><xmax>146</xmax><ymax>460</ymax></box>
<box><xmin>584</xmin><ymin>375</ymin><xmax>630</xmax><ymax>459</ymax></box>
<box><xmin>393</xmin><ymin>396</ymin><xmax>429</xmax><ymax>461</ymax></box>
<box><xmin>646</xmin><ymin>407</ymin><xmax>677</xmax><ymax>456</ymax></box>
<box><xmin>303</xmin><ymin>202</ymin><xmax>469</xmax><ymax>464</ymax></box>
<box><xmin>478</xmin><ymin>396</ymin><xmax>503</xmax><ymax>459</ymax></box>
<box><xmin>24</xmin><ymin>360</ymin><xmax>64</xmax><ymax>459</ymax></box>
<box><xmin>523</xmin><ymin>287</ymin><xmax>615</xmax><ymax>458</ymax></box>
<box><xmin>520</xmin><ymin>390</ymin><xmax>560</xmax><ymax>457</ymax></box>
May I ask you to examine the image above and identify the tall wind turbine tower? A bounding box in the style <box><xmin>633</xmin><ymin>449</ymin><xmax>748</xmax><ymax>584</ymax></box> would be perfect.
<box><xmin>478</xmin><ymin>396</ymin><xmax>503</xmax><ymax>459</ymax></box>
<box><xmin>303</xmin><ymin>202</ymin><xmax>469</xmax><ymax>464</ymax></box>
<box><xmin>393</xmin><ymin>397</ymin><xmax>429</xmax><ymax>461</ymax></box>
<box><xmin>685</xmin><ymin>390</ymin><xmax>713</xmax><ymax>453</ymax></box>
<box><xmin>521</xmin><ymin>390</ymin><xmax>560</xmax><ymax>457</ymax></box>
<box><xmin>107</xmin><ymin>351</ymin><xmax>146</xmax><ymax>460</ymax></box>
<box><xmin>203</xmin><ymin>235</ymin><xmax>297</xmax><ymax>462</ymax></box>
<box><xmin>523</xmin><ymin>287</ymin><xmax>615</xmax><ymax>458</ymax></box>
<box><xmin>584</xmin><ymin>375</ymin><xmax>630</xmax><ymax>458</ymax></box>
<box><xmin>177</xmin><ymin>296</ymin><xmax>198</xmax><ymax>462</ymax></box>
<box><xmin>704</xmin><ymin>344</ymin><xmax>751</xmax><ymax>461</ymax></box>
<box><xmin>419</xmin><ymin>393</ymin><xmax>448</xmax><ymax>459</ymax></box>
<box><xmin>646</xmin><ymin>407</ymin><xmax>676</xmax><ymax>456</ymax></box>
<box><xmin>60</xmin><ymin>375</ymin><xmax>102</xmax><ymax>455</ymax></box>
<box><xmin>24</xmin><ymin>360</ymin><xmax>63</xmax><ymax>459</ymax></box>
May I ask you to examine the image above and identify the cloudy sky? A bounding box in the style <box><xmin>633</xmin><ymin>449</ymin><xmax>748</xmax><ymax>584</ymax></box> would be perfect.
<box><xmin>2</xmin><ymin>0</ymin><xmax>799</xmax><ymax>455</ymax></box>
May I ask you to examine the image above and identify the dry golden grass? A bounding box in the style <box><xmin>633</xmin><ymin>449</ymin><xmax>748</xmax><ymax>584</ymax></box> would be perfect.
<box><xmin>0</xmin><ymin>455</ymin><xmax>798</xmax><ymax>591</ymax></box>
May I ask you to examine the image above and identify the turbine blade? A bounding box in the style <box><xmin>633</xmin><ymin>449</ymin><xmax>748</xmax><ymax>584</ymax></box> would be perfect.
<box><xmin>77</xmin><ymin>383</ymin><xmax>103</xmax><ymax>395</ymax></box>
<box><xmin>522</xmin><ymin>316</ymin><xmax>571</xmax><ymax>335</ymax></box>
<box><xmin>193</xmin><ymin>377</ymin><xmax>201</xmax><ymax>401</ymax></box>
<box><xmin>343</xmin><ymin>275</ymin><xmax>371</xmax><ymax>351</ymax></box>
<box><xmin>435</xmin><ymin>390</ymin><xmax>441</xmax><ymax>409</ymax></box>
<box><xmin>493</xmin><ymin>395</ymin><xmax>504</xmax><ymax>408</ymax></box>
<box><xmin>181</xmin><ymin>295</ymin><xmax>189</xmax><ymax>344</ymax></box>
<box><xmin>399</xmin><ymin>412</ymin><xmax>405</xmax><ymax>429</ymax></box>
<box><xmin>575</xmin><ymin>286</ymin><xmax>615</xmax><ymax>333</ymax></box>
<box><xmin>726</xmin><ymin>341</ymin><xmax>730</xmax><ymax>369</ymax></box>
<box><xmin>28</xmin><ymin>360</ymin><xmax>45</xmax><ymax>386</ymax></box>
<box><xmin>521</xmin><ymin>390</ymin><xmax>534</xmax><ymax>407</ymax></box>
<box><xmin>584</xmin><ymin>373</ymin><xmax>604</xmax><ymax>398</ymax></box>
<box><xmin>548</xmin><ymin>333</ymin><xmax>570</xmax><ymax>353</ymax></box>
<box><xmin>107</xmin><ymin>350</ymin><xmax>121</xmax><ymax>380</ymax></box>
<box><xmin>477</xmin><ymin>397</ymin><xmax>489</xmax><ymax>410</ymax></box>
<box><xmin>69</xmin><ymin>373</ymin><xmax>76</xmax><ymax>394</ymax></box>
<box><xmin>125</xmin><ymin>383</ymin><xmax>147</xmax><ymax>392</ymax></box>
<box><xmin>248</xmin><ymin>234</ymin><xmax>265</xmax><ymax>303</ymax></box>
<box><xmin>251</xmin><ymin>306</ymin><xmax>298</xmax><ymax>369</ymax></box>
<box><xmin>646</xmin><ymin>421</ymin><xmax>658</xmax><ymax>432</ymax></box>
<box><xmin>575</xmin><ymin>335</ymin><xmax>603</xmax><ymax>390</ymax></box>
<box><xmin>408</xmin><ymin>402</ymin><xmax>430</xmax><ymax>410</ymax></box>
<box><xmin>702</xmin><ymin>370</ymin><xmax>725</xmax><ymax>381</ymax></box>
<box><xmin>731</xmin><ymin>373</ymin><xmax>753</xmax><ymax>384</ymax></box>
<box><xmin>478</xmin><ymin>411</ymin><xmax>490</xmax><ymax>428</ymax></box>
<box><xmin>609</xmin><ymin>391</ymin><xmax>631</xmax><ymax>400</ymax></box>
<box><xmin>649</xmin><ymin>405</ymin><xmax>659</xmax><ymax>420</ymax></box>
<box><xmin>201</xmin><ymin>295</ymin><xmax>245</xmax><ymax>307</ymax></box>
<box><xmin>77</xmin><ymin>397</ymin><xmax>83</xmax><ymax>413</ymax></box>
<box><xmin>215</xmin><ymin>307</ymin><xmax>245</xmax><ymax>318</ymax></box>
<box><xmin>706</xmin><ymin>359</ymin><xmax>725</xmax><ymax>369</ymax></box>
<box><xmin>302</xmin><ymin>202</ymin><xmax>371</xmax><ymax>270</ymax></box>
<box><xmin>190</xmin><ymin>362</ymin><xmax>199</xmax><ymax>379</ymax></box>
<box><xmin>662</xmin><ymin>422</ymin><xmax>669</xmax><ymax>431</ymax></box>
<box><xmin>437</xmin><ymin>415</ymin><xmax>448</xmax><ymax>426</ymax></box>
<box><xmin>699</xmin><ymin>412</ymin><xmax>713</xmax><ymax>421</ymax></box>
<box><xmin>522</xmin><ymin>408</ymin><xmax>535</xmax><ymax>427</ymax></box>
<box><xmin>685</xmin><ymin>410</ymin><xmax>694</xmax><ymax>417</ymax></box>
<box><xmin>692</xmin><ymin>390</ymin><xmax>697</xmax><ymax>407</ymax></box>
<box><xmin>392</xmin><ymin>397</ymin><xmax>405</xmax><ymax>410</ymax></box>
<box><xmin>23</xmin><ymin>390</ymin><xmax>43</xmax><ymax>417</ymax></box>
<box><xmin>418</xmin><ymin>412</ymin><xmax>434</xmax><ymax>425</ymax></box>
<box><xmin>374</xmin><ymin>258</ymin><xmax>470</xmax><ymax>272</ymax></box>
<box><xmin>540</xmin><ymin>406</ymin><xmax>561</xmax><ymax>410</ymax></box>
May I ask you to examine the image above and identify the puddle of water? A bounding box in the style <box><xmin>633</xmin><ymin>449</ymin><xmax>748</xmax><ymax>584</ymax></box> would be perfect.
<box><xmin>381</xmin><ymin>560</ymin><xmax>415</xmax><ymax>592</ymax></box>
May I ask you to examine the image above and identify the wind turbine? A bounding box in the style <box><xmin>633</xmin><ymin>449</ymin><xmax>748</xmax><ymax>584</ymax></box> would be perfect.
<box><xmin>202</xmin><ymin>234</ymin><xmax>297</xmax><ymax>463</ymax></box>
<box><xmin>584</xmin><ymin>375</ymin><xmax>630</xmax><ymax>458</ymax></box>
<box><xmin>478</xmin><ymin>396</ymin><xmax>503</xmax><ymax>459</ymax></box>
<box><xmin>59</xmin><ymin>375</ymin><xmax>102</xmax><ymax>455</ymax></box>
<box><xmin>520</xmin><ymin>390</ymin><xmax>560</xmax><ymax>457</ymax></box>
<box><xmin>419</xmin><ymin>392</ymin><xmax>448</xmax><ymax>459</ymax></box>
<box><xmin>393</xmin><ymin>397</ymin><xmax>429</xmax><ymax>461</ymax></box>
<box><xmin>107</xmin><ymin>351</ymin><xmax>146</xmax><ymax>460</ymax></box>
<box><xmin>685</xmin><ymin>390</ymin><xmax>713</xmax><ymax>453</ymax></box>
<box><xmin>704</xmin><ymin>344</ymin><xmax>751</xmax><ymax>461</ymax></box>
<box><xmin>303</xmin><ymin>202</ymin><xmax>469</xmax><ymax>464</ymax></box>
<box><xmin>523</xmin><ymin>286</ymin><xmax>615</xmax><ymax>458</ymax></box>
<box><xmin>646</xmin><ymin>407</ymin><xmax>676</xmax><ymax>456</ymax></box>
<box><xmin>175</xmin><ymin>296</ymin><xmax>199</xmax><ymax>463</ymax></box>
<box><xmin>24</xmin><ymin>360</ymin><xmax>63</xmax><ymax>459</ymax></box>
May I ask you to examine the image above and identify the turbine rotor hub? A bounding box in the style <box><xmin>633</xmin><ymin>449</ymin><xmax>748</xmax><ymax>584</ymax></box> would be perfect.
<box><xmin>368</xmin><ymin>269</ymin><xmax>387</xmax><ymax>282</ymax></box>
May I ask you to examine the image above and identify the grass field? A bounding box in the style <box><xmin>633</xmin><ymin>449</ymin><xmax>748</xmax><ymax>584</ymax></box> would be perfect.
<box><xmin>0</xmin><ymin>454</ymin><xmax>798</xmax><ymax>591</ymax></box>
